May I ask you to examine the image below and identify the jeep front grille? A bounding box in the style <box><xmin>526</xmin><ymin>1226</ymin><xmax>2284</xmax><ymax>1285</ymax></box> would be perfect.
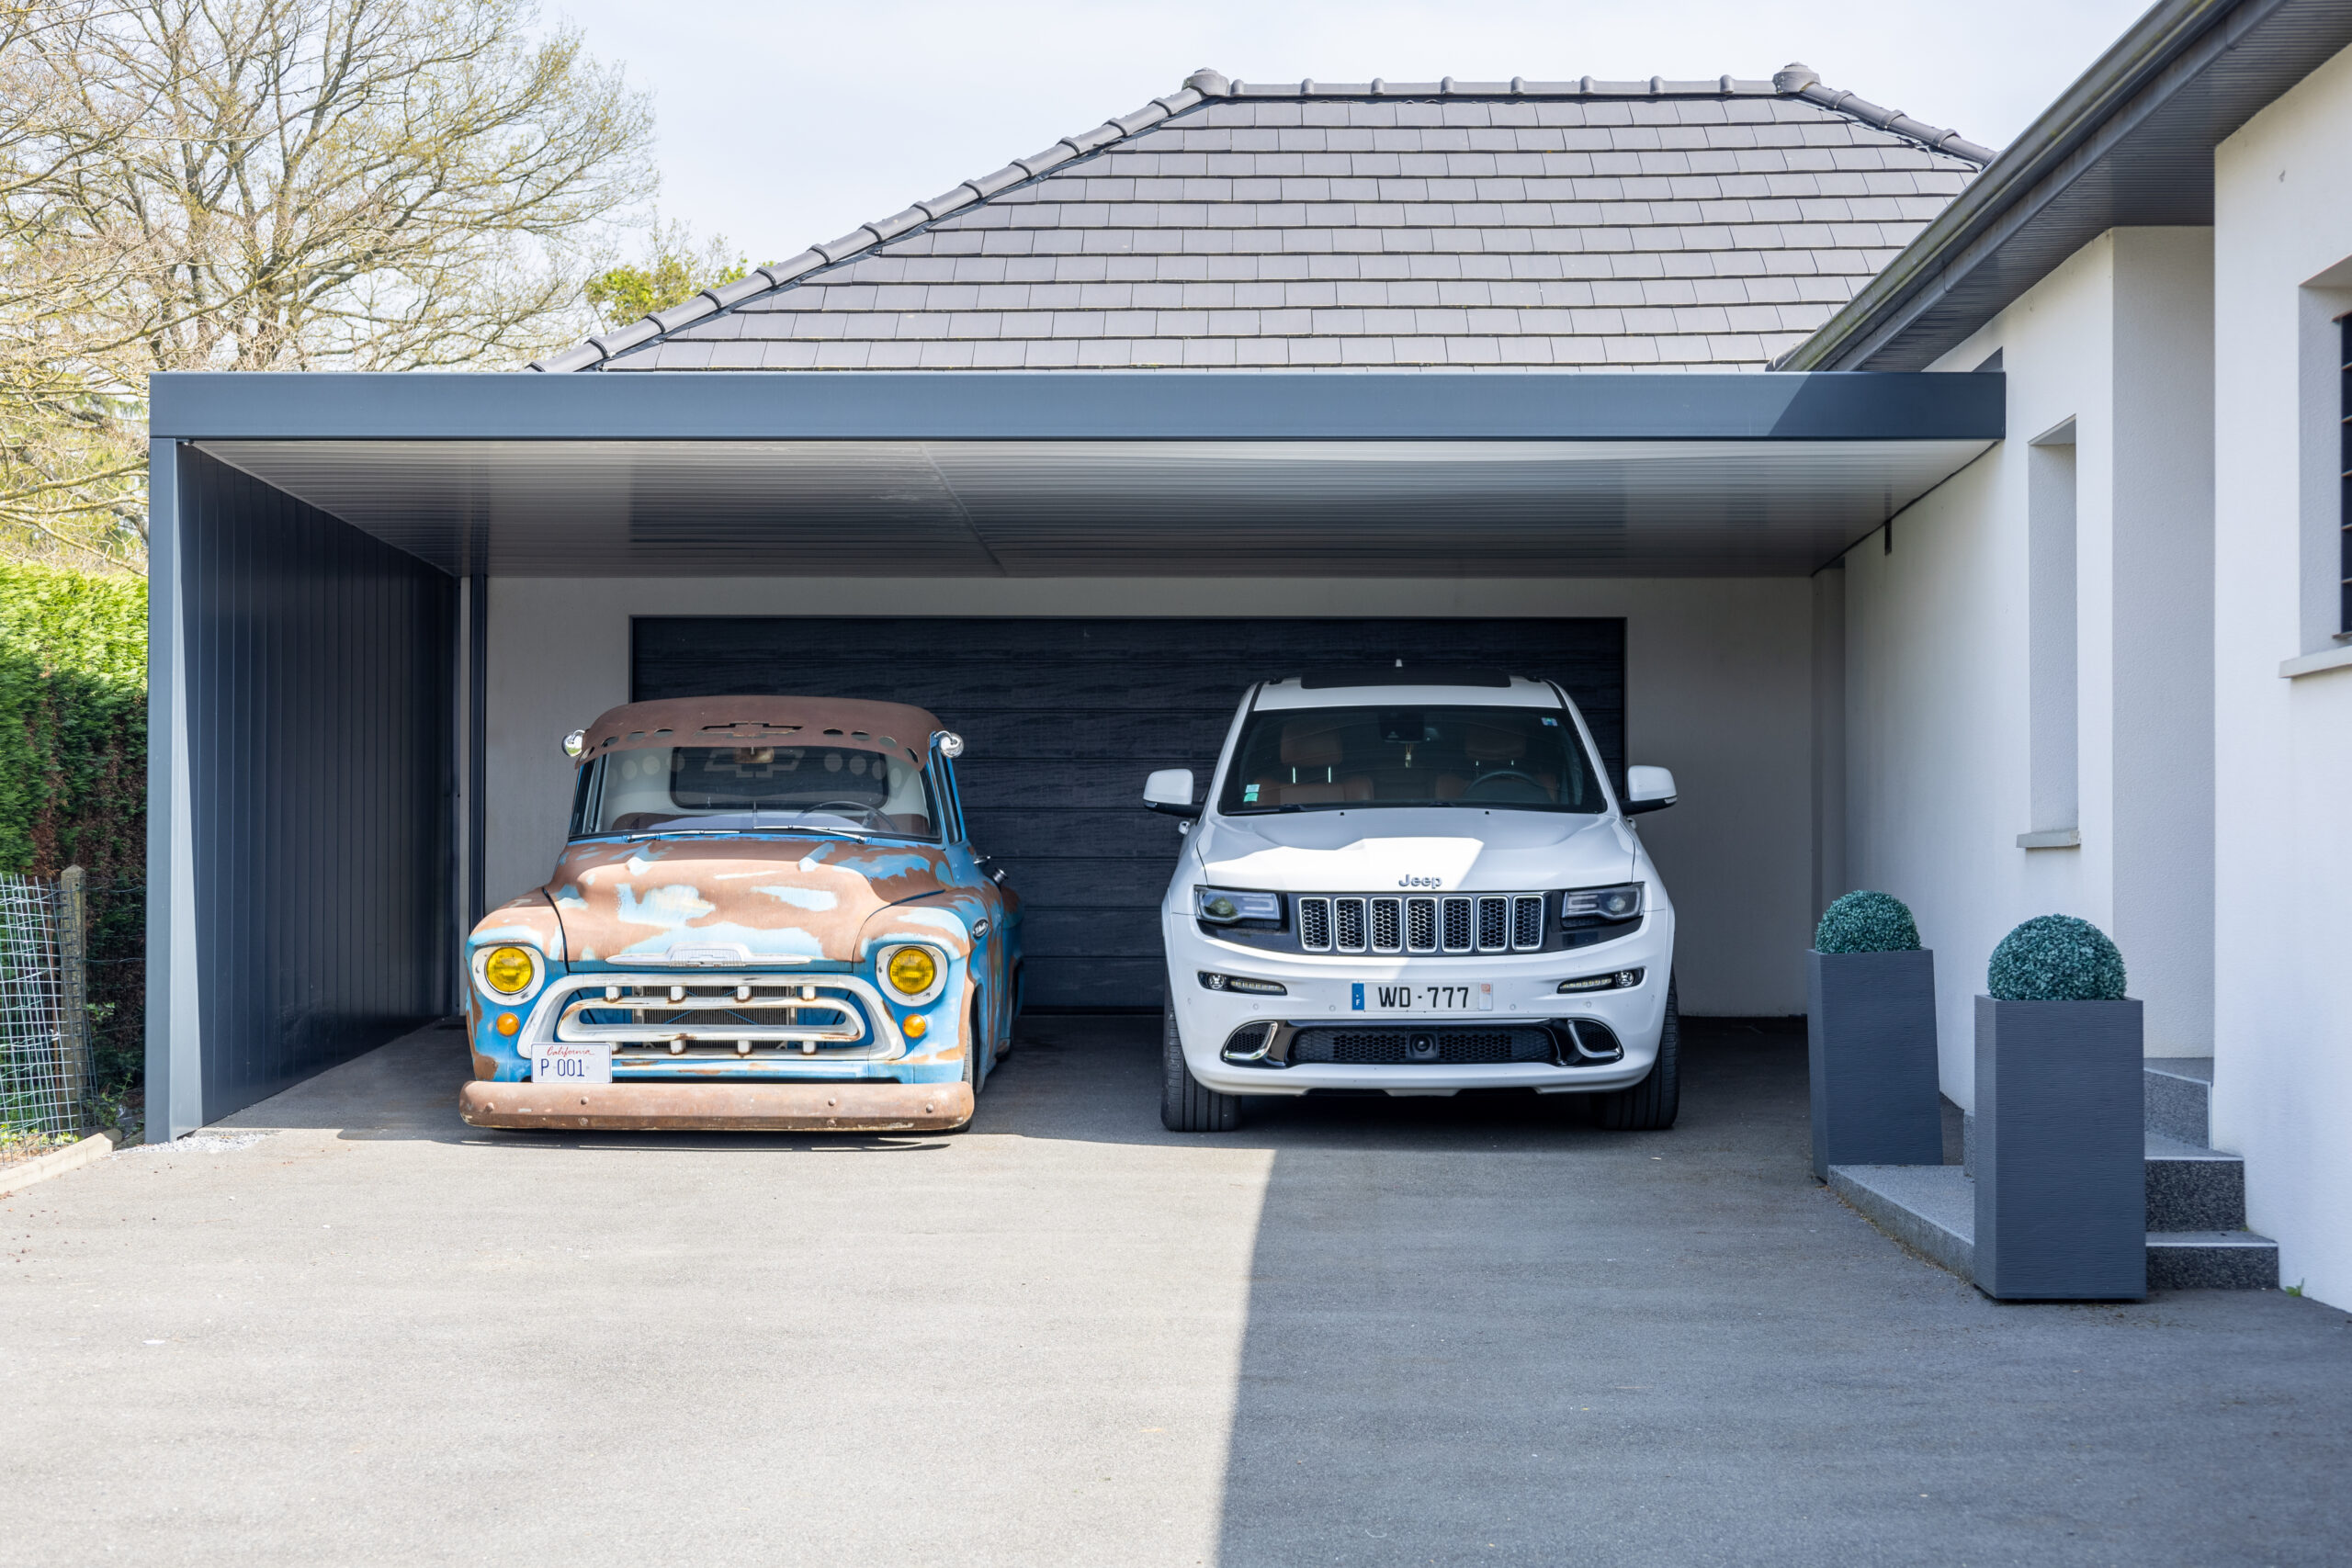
<box><xmin>1295</xmin><ymin>894</ymin><xmax>1549</xmax><ymax>956</ymax></box>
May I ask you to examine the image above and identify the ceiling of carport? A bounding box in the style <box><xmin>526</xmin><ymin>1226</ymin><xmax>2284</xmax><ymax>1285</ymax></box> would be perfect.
<box><xmin>197</xmin><ymin>436</ymin><xmax>1991</xmax><ymax>578</ymax></box>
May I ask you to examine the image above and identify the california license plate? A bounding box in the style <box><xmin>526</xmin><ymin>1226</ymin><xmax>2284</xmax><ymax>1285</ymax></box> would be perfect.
<box><xmin>533</xmin><ymin>1041</ymin><xmax>612</xmax><ymax>1085</ymax></box>
<box><xmin>1353</xmin><ymin>982</ymin><xmax>1495</xmax><ymax>1013</ymax></box>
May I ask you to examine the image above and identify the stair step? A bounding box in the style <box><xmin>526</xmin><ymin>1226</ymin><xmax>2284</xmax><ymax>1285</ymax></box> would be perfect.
<box><xmin>2147</xmin><ymin>1232</ymin><xmax>2280</xmax><ymax>1292</ymax></box>
<box><xmin>2144</xmin><ymin>1057</ymin><xmax>2213</xmax><ymax>1145</ymax></box>
<box><xmin>1827</xmin><ymin>1163</ymin><xmax>2279</xmax><ymax>1292</ymax></box>
<box><xmin>2144</xmin><ymin>1132</ymin><xmax>2246</xmax><ymax>1232</ymax></box>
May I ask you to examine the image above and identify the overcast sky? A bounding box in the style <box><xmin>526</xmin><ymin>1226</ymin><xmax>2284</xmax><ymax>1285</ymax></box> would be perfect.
<box><xmin>550</xmin><ymin>0</ymin><xmax>2154</xmax><ymax>265</ymax></box>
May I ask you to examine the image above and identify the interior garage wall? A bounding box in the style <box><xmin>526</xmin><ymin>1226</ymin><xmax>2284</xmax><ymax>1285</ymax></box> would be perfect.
<box><xmin>158</xmin><ymin>447</ymin><xmax>456</xmax><ymax>1128</ymax></box>
<box><xmin>485</xmin><ymin>577</ymin><xmax>1815</xmax><ymax>1017</ymax></box>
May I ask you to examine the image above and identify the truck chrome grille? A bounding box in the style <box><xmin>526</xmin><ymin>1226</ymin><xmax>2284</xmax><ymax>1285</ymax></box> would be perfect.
<box><xmin>1295</xmin><ymin>893</ymin><xmax>1551</xmax><ymax>956</ymax></box>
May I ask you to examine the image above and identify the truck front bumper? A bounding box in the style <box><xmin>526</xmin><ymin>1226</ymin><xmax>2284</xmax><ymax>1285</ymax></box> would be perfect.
<box><xmin>457</xmin><ymin>1079</ymin><xmax>974</xmax><ymax>1133</ymax></box>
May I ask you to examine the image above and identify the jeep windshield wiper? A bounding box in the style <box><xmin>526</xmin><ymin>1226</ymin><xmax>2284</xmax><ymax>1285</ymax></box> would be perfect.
<box><xmin>1225</xmin><ymin>804</ymin><xmax>1308</xmax><ymax>815</ymax></box>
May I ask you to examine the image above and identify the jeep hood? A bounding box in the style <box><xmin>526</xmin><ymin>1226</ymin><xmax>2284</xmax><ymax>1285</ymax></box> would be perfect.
<box><xmin>1191</xmin><ymin>810</ymin><xmax>1635</xmax><ymax>894</ymax></box>
<box><xmin>545</xmin><ymin>836</ymin><xmax>953</xmax><ymax>964</ymax></box>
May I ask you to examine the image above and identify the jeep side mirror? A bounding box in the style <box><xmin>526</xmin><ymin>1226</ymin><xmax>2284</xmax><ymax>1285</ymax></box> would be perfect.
<box><xmin>1623</xmin><ymin>764</ymin><xmax>1677</xmax><ymax>816</ymax></box>
<box><xmin>1144</xmin><ymin>768</ymin><xmax>1200</xmax><ymax>819</ymax></box>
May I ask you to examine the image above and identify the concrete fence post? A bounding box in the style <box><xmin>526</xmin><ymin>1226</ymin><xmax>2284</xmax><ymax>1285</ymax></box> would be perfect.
<box><xmin>58</xmin><ymin>866</ymin><xmax>90</xmax><ymax>1122</ymax></box>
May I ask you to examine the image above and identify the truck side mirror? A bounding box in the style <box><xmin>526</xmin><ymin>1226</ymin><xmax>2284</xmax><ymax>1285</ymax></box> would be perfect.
<box><xmin>1623</xmin><ymin>765</ymin><xmax>1677</xmax><ymax>816</ymax></box>
<box><xmin>1144</xmin><ymin>768</ymin><xmax>1200</xmax><ymax>819</ymax></box>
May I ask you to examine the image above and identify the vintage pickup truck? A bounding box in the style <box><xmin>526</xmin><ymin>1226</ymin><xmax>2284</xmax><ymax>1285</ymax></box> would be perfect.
<box><xmin>457</xmin><ymin>696</ymin><xmax>1021</xmax><ymax>1133</ymax></box>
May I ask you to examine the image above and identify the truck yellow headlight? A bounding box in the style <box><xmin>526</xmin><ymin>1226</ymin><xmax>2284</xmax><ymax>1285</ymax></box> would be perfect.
<box><xmin>482</xmin><ymin>945</ymin><xmax>536</xmax><ymax>996</ymax></box>
<box><xmin>885</xmin><ymin>946</ymin><xmax>938</xmax><ymax>998</ymax></box>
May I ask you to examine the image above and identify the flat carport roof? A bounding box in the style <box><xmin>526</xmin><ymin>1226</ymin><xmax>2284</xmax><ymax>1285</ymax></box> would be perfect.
<box><xmin>152</xmin><ymin>369</ymin><xmax>2003</xmax><ymax>577</ymax></box>
<box><xmin>143</xmin><ymin>367</ymin><xmax>2004</xmax><ymax>1142</ymax></box>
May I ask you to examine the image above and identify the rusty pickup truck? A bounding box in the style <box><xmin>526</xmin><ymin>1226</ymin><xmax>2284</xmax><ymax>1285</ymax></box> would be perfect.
<box><xmin>457</xmin><ymin>696</ymin><xmax>1021</xmax><ymax>1133</ymax></box>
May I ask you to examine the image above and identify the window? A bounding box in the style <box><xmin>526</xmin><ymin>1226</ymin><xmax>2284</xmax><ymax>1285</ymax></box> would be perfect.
<box><xmin>1216</xmin><ymin>705</ymin><xmax>1601</xmax><ymax>815</ymax></box>
<box><xmin>569</xmin><ymin>742</ymin><xmax>942</xmax><ymax>840</ymax></box>
<box><xmin>2027</xmin><ymin>421</ymin><xmax>2078</xmax><ymax>840</ymax></box>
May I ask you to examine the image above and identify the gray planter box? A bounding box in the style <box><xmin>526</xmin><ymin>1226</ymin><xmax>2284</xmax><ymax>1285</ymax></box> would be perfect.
<box><xmin>1973</xmin><ymin>996</ymin><xmax>2145</xmax><ymax>1301</ymax></box>
<box><xmin>1807</xmin><ymin>948</ymin><xmax>1941</xmax><ymax>1181</ymax></box>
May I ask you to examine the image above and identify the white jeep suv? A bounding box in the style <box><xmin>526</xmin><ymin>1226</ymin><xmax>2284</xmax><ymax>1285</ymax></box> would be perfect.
<box><xmin>1146</xmin><ymin>671</ymin><xmax>1679</xmax><ymax>1133</ymax></box>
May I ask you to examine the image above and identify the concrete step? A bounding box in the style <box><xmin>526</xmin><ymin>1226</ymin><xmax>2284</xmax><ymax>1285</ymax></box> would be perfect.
<box><xmin>2147</xmin><ymin>1231</ymin><xmax>2281</xmax><ymax>1292</ymax></box>
<box><xmin>2144</xmin><ymin>1058</ymin><xmax>2213</xmax><ymax>1145</ymax></box>
<box><xmin>1828</xmin><ymin>1163</ymin><xmax>2279</xmax><ymax>1292</ymax></box>
<box><xmin>2144</xmin><ymin>1131</ymin><xmax>2247</xmax><ymax>1232</ymax></box>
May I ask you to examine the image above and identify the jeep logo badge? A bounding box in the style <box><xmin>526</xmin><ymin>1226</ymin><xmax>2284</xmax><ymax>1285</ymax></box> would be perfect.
<box><xmin>1396</xmin><ymin>874</ymin><xmax>1442</xmax><ymax>888</ymax></box>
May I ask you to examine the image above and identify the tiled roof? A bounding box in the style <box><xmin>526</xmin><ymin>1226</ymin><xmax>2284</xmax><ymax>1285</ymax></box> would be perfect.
<box><xmin>537</xmin><ymin>65</ymin><xmax>1988</xmax><ymax>375</ymax></box>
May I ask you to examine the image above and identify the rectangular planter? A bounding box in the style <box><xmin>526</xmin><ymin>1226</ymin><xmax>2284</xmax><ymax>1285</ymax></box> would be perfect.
<box><xmin>1807</xmin><ymin>948</ymin><xmax>1941</xmax><ymax>1181</ymax></box>
<box><xmin>1973</xmin><ymin>996</ymin><xmax>2145</xmax><ymax>1301</ymax></box>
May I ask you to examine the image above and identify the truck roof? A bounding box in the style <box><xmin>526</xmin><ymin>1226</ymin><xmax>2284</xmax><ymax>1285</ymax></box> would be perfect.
<box><xmin>575</xmin><ymin>695</ymin><xmax>944</xmax><ymax>762</ymax></box>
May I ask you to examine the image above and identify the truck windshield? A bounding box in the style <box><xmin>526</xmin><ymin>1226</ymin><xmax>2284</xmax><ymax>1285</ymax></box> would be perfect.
<box><xmin>570</xmin><ymin>743</ymin><xmax>943</xmax><ymax>840</ymax></box>
<box><xmin>1216</xmin><ymin>705</ymin><xmax>1603</xmax><ymax>814</ymax></box>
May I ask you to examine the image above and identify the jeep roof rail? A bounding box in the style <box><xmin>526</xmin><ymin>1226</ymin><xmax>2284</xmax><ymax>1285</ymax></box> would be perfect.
<box><xmin>1293</xmin><ymin>667</ymin><xmax>1515</xmax><ymax>690</ymax></box>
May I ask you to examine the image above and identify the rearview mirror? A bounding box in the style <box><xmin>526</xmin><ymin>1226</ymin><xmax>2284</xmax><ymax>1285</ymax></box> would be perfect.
<box><xmin>1144</xmin><ymin>768</ymin><xmax>1200</xmax><ymax>819</ymax></box>
<box><xmin>1623</xmin><ymin>764</ymin><xmax>1677</xmax><ymax>816</ymax></box>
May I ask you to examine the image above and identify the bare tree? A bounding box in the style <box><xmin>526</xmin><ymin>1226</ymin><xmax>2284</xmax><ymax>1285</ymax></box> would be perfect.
<box><xmin>2</xmin><ymin>0</ymin><xmax>656</xmax><ymax>569</ymax></box>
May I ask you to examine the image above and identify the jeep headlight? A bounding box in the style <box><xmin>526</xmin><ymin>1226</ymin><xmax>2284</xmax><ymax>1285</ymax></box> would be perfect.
<box><xmin>1562</xmin><ymin>884</ymin><xmax>1644</xmax><ymax>922</ymax></box>
<box><xmin>879</xmin><ymin>944</ymin><xmax>944</xmax><ymax>1004</ymax></box>
<box><xmin>481</xmin><ymin>945</ymin><xmax>536</xmax><ymax>996</ymax></box>
<box><xmin>1195</xmin><ymin>886</ymin><xmax>1283</xmax><ymax>925</ymax></box>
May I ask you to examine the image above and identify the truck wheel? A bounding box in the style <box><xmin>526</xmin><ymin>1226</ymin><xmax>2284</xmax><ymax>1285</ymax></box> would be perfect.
<box><xmin>1596</xmin><ymin>981</ymin><xmax>1680</xmax><ymax>1132</ymax></box>
<box><xmin>1161</xmin><ymin>1002</ymin><xmax>1239</xmax><ymax>1133</ymax></box>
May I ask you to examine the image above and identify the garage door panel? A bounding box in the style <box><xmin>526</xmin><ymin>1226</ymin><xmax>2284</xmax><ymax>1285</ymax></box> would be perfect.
<box><xmin>1022</xmin><ymin>957</ymin><xmax>1170</xmax><ymax>1010</ymax></box>
<box><xmin>990</xmin><ymin>856</ymin><xmax>1178</xmax><ymax>908</ymax></box>
<box><xmin>634</xmin><ymin>615</ymin><xmax>1621</xmax><ymax>1009</ymax></box>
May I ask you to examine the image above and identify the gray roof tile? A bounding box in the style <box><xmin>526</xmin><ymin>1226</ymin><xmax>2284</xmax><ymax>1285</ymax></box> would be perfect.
<box><xmin>551</xmin><ymin>67</ymin><xmax>1985</xmax><ymax>372</ymax></box>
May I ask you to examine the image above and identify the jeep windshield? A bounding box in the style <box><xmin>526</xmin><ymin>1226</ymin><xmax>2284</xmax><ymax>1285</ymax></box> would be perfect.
<box><xmin>570</xmin><ymin>742</ymin><xmax>943</xmax><ymax>840</ymax></box>
<box><xmin>1216</xmin><ymin>705</ymin><xmax>1604</xmax><ymax>814</ymax></box>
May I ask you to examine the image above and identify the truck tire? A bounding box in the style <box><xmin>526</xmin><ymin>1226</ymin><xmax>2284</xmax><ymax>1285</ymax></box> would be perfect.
<box><xmin>1596</xmin><ymin>981</ymin><xmax>1680</xmax><ymax>1132</ymax></box>
<box><xmin>1161</xmin><ymin>1002</ymin><xmax>1239</xmax><ymax>1132</ymax></box>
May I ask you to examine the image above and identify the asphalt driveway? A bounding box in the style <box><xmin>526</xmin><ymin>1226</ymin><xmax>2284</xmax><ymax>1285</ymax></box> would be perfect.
<box><xmin>1</xmin><ymin>1016</ymin><xmax>2346</xmax><ymax>1566</ymax></box>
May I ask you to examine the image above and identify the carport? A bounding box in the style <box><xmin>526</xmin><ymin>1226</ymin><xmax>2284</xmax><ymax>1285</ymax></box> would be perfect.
<box><xmin>143</xmin><ymin>367</ymin><xmax>2001</xmax><ymax>1139</ymax></box>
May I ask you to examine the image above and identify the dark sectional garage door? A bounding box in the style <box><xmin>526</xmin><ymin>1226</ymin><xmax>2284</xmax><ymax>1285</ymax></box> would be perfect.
<box><xmin>632</xmin><ymin>617</ymin><xmax>1624</xmax><ymax>1010</ymax></box>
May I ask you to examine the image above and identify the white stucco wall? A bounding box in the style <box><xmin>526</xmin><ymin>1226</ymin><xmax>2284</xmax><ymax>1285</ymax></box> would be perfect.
<box><xmin>482</xmin><ymin>576</ymin><xmax>1817</xmax><ymax>1017</ymax></box>
<box><xmin>1841</xmin><ymin>226</ymin><xmax>2217</xmax><ymax>1109</ymax></box>
<box><xmin>2211</xmin><ymin>39</ymin><xmax>2352</xmax><ymax>1309</ymax></box>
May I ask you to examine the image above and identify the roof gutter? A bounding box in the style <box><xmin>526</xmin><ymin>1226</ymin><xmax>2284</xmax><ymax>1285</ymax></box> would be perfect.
<box><xmin>1778</xmin><ymin>0</ymin><xmax>2254</xmax><ymax>371</ymax></box>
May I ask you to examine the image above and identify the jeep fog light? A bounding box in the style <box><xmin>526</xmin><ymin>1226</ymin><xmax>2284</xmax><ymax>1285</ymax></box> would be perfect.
<box><xmin>482</xmin><ymin>945</ymin><xmax>536</xmax><ymax>995</ymax></box>
<box><xmin>1199</xmin><ymin>971</ymin><xmax>1287</xmax><ymax>995</ymax></box>
<box><xmin>1558</xmin><ymin>968</ymin><xmax>1644</xmax><ymax>994</ymax></box>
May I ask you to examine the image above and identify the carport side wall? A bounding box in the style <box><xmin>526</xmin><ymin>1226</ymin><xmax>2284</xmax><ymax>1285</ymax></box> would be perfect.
<box><xmin>485</xmin><ymin>577</ymin><xmax>1815</xmax><ymax>1018</ymax></box>
<box><xmin>151</xmin><ymin>446</ymin><xmax>458</xmax><ymax>1135</ymax></box>
<box><xmin>1840</xmin><ymin>227</ymin><xmax>2218</xmax><ymax>1111</ymax></box>
<box><xmin>2211</xmin><ymin>42</ymin><xmax>2352</xmax><ymax>1311</ymax></box>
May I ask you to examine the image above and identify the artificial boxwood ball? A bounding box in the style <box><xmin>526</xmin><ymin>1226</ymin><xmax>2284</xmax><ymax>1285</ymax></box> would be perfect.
<box><xmin>1987</xmin><ymin>915</ymin><xmax>2127</xmax><ymax>1002</ymax></box>
<box><xmin>1814</xmin><ymin>890</ymin><xmax>1922</xmax><ymax>953</ymax></box>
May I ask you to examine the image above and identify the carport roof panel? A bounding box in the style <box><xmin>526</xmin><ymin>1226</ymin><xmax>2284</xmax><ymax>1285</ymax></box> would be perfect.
<box><xmin>194</xmin><ymin>435</ymin><xmax>1994</xmax><ymax>578</ymax></box>
<box><xmin>151</xmin><ymin>369</ymin><xmax>2003</xmax><ymax>443</ymax></box>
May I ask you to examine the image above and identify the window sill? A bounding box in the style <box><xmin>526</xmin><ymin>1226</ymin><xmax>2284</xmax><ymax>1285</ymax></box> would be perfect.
<box><xmin>2016</xmin><ymin>828</ymin><xmax>2080</xmax><ymax>850</ymax></box>
<box><xmin>2279</xmin><ymin>644</ymin><xmax>2352</xmax><ymax>679</ymax></box>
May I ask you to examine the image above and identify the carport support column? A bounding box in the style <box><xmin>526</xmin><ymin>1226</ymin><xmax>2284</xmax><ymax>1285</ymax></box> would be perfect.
<box><xmin>467</xmin><ymin>570</ymin><xmax>486</xmax><ymax>929</ymax></box>
<box><xmin>145</xmin><ymin>440</ymin><xmax>204</xmax><ymax>1141</ymax></box>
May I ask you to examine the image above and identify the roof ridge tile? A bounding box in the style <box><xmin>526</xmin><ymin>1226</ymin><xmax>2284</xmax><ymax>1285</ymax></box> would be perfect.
<box><xmin>528</xmin><ymin>63</ymin><xmax>1989</xmax><ymax>371</ymax></box>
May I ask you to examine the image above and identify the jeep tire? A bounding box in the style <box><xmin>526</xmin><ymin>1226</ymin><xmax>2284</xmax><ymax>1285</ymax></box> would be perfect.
<box><xmin>1161</xmin><ymin>1002</ymin><xmax>1240</xmax><ymax>1132</ymax></box>
<box><xmin>1595</xmin><ymin>980</ymin><xmax>1680</xmax><ymax>1132</ymax></box>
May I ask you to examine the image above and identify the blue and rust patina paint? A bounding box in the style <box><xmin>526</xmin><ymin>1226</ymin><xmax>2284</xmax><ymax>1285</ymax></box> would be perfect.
<box><xmin>458</xmin><ymin>695</ymin><xmax>1023</xmax><ymax>1129</ymax></box>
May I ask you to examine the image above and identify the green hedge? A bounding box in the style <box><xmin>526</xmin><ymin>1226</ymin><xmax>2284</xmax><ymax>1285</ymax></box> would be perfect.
<box><xmin>0</xmin><ymin>565</ymin><xmax>146</xmax><ymax>1118</ymax></box>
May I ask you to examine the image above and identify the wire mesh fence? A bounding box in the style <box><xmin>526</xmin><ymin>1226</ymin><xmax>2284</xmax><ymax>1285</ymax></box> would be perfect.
<box><xmin>0</xmin><ymin>869</ymin><xmax>143</xmax><ymax>1151</ymax></box>
<box><xmin>0</xmin><ymin>874</ymin><xmax>77</xmax><ymax>1150</ymax></box>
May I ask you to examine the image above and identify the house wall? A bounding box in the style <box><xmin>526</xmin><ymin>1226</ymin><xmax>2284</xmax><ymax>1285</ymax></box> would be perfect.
<box><xmin>1841</xmin><ymin>227</ymin><xmax>2217</xmax><ymax>1110</ymax></box>
<box><xmin>2211</xmin><ymin>39</ymin><xmax>2352</xmax><ymax>1310</ymax></box>
<box><xmin>484</xmin><ymin>577</ymin><xmax>1817</xmax><ymax>1017</ymax></box>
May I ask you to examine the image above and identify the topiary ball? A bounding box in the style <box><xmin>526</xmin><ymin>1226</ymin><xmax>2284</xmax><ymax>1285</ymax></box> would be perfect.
<box><xmin>1814</xmin><ymin>890</ymin><xmax>1922</xmax><ymax>953</ymax></box>
<box><xmin>1986</xmin><ymin>915</ymin><xmax>2127</xmax><ymax>1001</ymax></box>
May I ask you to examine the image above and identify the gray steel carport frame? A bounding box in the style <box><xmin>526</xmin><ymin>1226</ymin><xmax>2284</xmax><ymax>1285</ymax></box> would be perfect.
<box><xmin>143</xmin><ymin>368</ymin><xmax>2005</xmax><ymax>1140</ymax></box>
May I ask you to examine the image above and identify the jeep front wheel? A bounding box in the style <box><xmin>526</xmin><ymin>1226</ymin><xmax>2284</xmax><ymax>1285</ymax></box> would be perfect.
<box><xmin>1161</xmin><ymin>1002</ymin><xmax>1239</xmax><ymax>1133</ymax></box>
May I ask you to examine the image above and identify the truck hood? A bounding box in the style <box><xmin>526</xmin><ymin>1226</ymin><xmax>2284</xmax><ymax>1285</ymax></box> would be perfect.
<box><xmin>545</xmin><ymin>835</ymin><xmax>953</xmax><ymax>965</ymax></box>
<box><xmin>1191</xmin><ymin>809</ymin><xmax>1636</xmax><ymax>894</ymax></box>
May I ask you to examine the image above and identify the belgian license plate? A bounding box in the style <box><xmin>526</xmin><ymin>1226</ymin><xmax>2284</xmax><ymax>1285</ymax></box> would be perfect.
<box><xmin>533</xmin><ymin>1042</ymin><xmax>612</xmax><ymax>1086</ymax></box>
<box><xmin>1354</xmin><ymin>982</ymin><xmax>1495</xmax><ymax>1013</ymax></box>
